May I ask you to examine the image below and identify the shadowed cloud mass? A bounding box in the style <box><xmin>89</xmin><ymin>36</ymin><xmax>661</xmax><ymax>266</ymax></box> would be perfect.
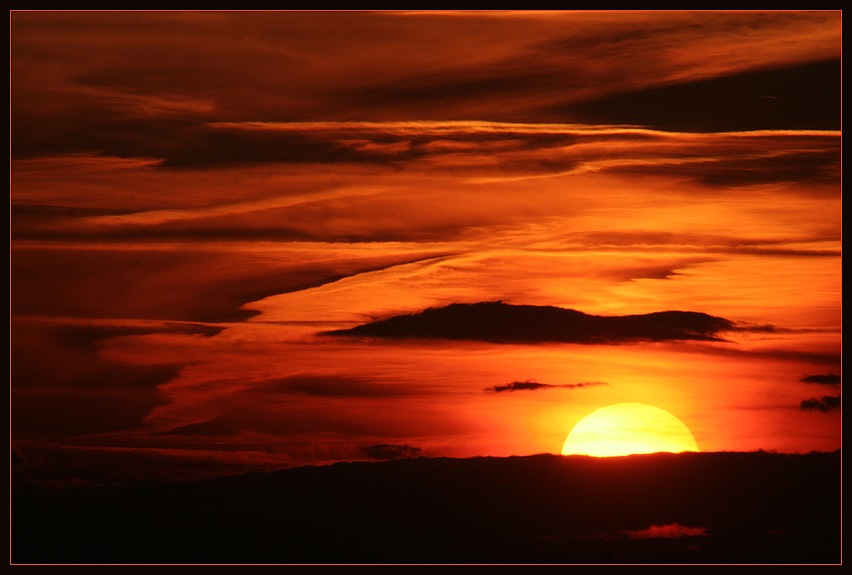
<box><xmin>548</xmin><ymin>59</ymin><xmax>840</xmax><ymax>133</ymax></box>
<box><xmin>800</xmin><ymin>373</ymin><xmax>841</xmax><ymax>386</ymax></box>
<box><xmin>799</xmin><ymin>395</ymin><xmax>841</xmax><ymax>413</ymax></box>
<box><xmin>485</xmin><ymin>379</ymin><xmax>609</xmax><ymax>393</ymax></box>
<box><xmin>325</xmin><ymin>301</ymin><xmax>738</xmax><ymax>344</ymax></box>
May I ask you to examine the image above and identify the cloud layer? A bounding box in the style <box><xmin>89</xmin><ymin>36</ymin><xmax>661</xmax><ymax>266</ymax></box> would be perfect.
<box><xmin>10</xmin><ymin>11</ymin><xmax>842</xmax><ymax>485</ymax></box>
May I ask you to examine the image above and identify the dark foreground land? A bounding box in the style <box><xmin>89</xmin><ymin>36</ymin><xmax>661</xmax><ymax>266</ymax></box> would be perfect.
<box><xmin>12</xmin><ymin>450</ymin><xmax>840</xmax><ymax>565</ymax></box>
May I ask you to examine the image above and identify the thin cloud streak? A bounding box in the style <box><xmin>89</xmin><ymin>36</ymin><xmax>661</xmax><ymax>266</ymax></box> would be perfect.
<box><xmin>485</xmin><ymin>379</ymin><xmax>609</xmax><ymax>393</ymax></box>
<box><xmin>800</xmin><ymin>373</ymin><xmax>841</xmax><ymax>386</ymax></box>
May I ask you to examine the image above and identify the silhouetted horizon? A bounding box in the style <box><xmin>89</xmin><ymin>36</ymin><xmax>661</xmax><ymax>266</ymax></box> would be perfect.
<box><xmin>12</xmin><ymin>450</ymin><xmax>840</xmax><ymax>565</ymax></box>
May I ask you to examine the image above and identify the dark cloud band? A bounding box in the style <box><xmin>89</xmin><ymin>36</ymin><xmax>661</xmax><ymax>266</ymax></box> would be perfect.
<box><xmin>324</xmin><ymin>301</ymin><xmax>737</xmax><ymax>345</ymax></box>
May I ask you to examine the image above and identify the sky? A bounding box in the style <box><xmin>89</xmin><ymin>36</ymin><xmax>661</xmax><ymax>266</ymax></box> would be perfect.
<box><xmin>10</xmin><ymin>10</ymin><xmax>842</xmax><ymax>485</ymax></box>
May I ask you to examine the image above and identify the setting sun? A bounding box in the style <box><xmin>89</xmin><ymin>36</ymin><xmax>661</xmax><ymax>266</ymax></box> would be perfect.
<box><xmin>561</xmin><ymin>402</ymin><xmax>700</xmax><ymax>457</ymax></box>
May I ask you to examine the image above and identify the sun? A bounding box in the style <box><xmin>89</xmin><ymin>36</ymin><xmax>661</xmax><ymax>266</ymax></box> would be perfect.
<box><xmin>561</xmin><ymin>402</ymin><xmax>700</xmax><ymax>457</ymax></box>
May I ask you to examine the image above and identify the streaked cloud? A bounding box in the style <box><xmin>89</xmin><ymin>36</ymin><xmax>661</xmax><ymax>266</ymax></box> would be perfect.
<box><xmin>800</xmin><ymin>373</ymin><xmax>840</xmax><ymax>386</ymax></box>
<box><xmin>11</xmin><ymin>11</ymin><xmax>839</xmax><ymax>161</ymax></box>
<box><xmin>485</xmin><ymin>379</ymin><xmax>608</xmax><ymax>393</ymax></box>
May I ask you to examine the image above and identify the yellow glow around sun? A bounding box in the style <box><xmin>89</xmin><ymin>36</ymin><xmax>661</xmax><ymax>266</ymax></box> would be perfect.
<box><xmin>561</xmin><ymin>402</ymin><xmax>700</xmax><ymax>457</ymax></box>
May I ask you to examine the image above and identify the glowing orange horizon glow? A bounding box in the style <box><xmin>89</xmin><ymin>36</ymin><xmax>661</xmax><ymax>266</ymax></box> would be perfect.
<box><xmin>561</xmin><ymin>402</ymin><xmax>700</xmax><ymax>457</ymax></box>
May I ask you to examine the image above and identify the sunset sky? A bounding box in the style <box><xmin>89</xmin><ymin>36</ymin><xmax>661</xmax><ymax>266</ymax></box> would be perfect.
<box><xmin>10</xmin><ymin>10</ymin><xmax>841</xmax><ymax>485</ymax></box>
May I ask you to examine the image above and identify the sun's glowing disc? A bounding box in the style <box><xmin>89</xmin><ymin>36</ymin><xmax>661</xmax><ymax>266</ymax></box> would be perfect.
<box><xmin>561</xmin><ymin>402</ymin><xmax>699</xmax><ymax>457</ymax></box>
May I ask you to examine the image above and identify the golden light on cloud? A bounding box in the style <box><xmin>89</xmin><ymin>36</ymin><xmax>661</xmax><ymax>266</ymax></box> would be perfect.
<box><xmin>561</xmin><ymin>402</ymin><xmax>700</xmax><ymax>457</ymax></box>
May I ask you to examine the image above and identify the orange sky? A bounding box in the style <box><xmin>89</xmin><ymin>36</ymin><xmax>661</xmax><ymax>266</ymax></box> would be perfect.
<box><xmin>10</xmin><ymin>10</ymin><xmax>841</xmax><ymax>484</ymax></box>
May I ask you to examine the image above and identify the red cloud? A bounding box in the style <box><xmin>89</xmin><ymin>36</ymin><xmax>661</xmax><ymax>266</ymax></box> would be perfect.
<box><xmin>624</xmin><ymin>523</ymin><xmax>708</xmax><ymax>539</ymax></box>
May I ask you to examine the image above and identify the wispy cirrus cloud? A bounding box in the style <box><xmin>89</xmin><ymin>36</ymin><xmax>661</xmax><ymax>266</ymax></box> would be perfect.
<box><xmin>12</xmin><ymin>11</ymin><xmax>839</xmax><ymax>164</ymax></box>
<box><xmin>193</xmin><ymin>121</ymin><xmax>841</xmax><ymax>184</ymax></box>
